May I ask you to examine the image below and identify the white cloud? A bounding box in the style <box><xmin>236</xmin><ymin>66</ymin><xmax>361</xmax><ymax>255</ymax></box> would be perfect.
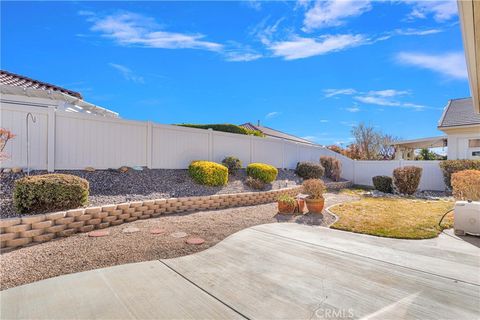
<box><xmin>303</xmin><ymin>0</ymin><xmax>372</xmax><ymax>31</ymax></box>
<box><xmin>269</xmin><ymin>34</ymin><xmax>367</xmax><ymax>60</ymax></box>
<box><xmin>245</xmin><ymin>0</ymin><xmax>262</xmax><ymax>11</ymax></box>
<box><xmin>393</xmin><ymin>28</ymin><xmax>443</xmax><ymax>36</ymax></box>
<box><xmin>265</xmin><ymin>111</ymin><xmax>280</xmax><ymax>119</ymax></box>
<box><xmin>108</xmin><ymin>63</ymin><xmax>144</xmax><ymax>83</ymax></box>
<box><xmin>346</xmin><ymin>106</ymin><xmax>360</xmax><ymax>112</ymax></box>
<box><xmin>324</xmin><ymin>88</ymin><xmax>357</xmax><ymax>98</ymax></box>
<box><xmin>396</xmin><ymin>52</ymin><xmax>467</xmax><ymax>80</ymax></box>
<box><xmin>366</xmin><ymin>89</ymin><xmax>409</xmax><ymax>97</ymax></box>
<box><xmin>88</xmin><ymin>12</ymin><xmax>223</xmax><ymax>52</ymax></box>
<box><xmin>404</xmin><ymin>0</ymin><xmax>457</xmax><ymax>22</ymax></box>
<box><xmin>319</xmin><ymin>119</ymin><xmax>329</xmax><ymax>123</ymax></box>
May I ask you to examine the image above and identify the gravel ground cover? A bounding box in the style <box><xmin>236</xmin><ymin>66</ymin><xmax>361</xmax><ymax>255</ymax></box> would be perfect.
<box><xmin>0</xmin><ymin>169</ymin><xmax>301</xmax><ymax>218</ymax></box>
<box><xmin>0</xmin><ymin>192</ymin><xmax>357</xmax><ymax>290</ymax></box>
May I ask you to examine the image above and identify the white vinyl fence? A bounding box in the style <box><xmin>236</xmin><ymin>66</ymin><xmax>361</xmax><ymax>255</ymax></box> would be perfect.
<box><xmin>1</xmin><ymin>103</ymin><xmax>446</xmax><ymax>190</ymax></box>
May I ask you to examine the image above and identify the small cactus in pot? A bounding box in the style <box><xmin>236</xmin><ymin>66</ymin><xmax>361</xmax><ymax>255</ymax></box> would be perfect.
<box><xmin>277</xmin><ymin>195</ymin><xmax>296</xmax><ymax>214</ymax></box>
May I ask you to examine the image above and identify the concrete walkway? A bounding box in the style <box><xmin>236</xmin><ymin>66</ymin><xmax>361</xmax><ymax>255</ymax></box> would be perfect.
<box><xmin>1</xmin><ymin>224</ymin><xmax>479</xmax><ymax>319</ymax></box>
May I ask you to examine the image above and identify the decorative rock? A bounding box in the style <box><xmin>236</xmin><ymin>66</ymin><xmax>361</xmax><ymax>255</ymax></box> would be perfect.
<box><xmin>6</xmin><ymin>237</ymin><xmax>31</xmax><ymax>247</ymax></box>
<box><xmin>0</xmin><ymin>232</ymin><xmax>17</xmax><ymax>242</ymax></box>
<box><xmin>97</xmin><ymin>222</ymin><xmax>110</xmax><ymax>229</ymax></box>
<box><xmin>86</xmin><ymin>218</ymin><xmax>102</xmax><ymax>225</ymax></box>
<box><xmin>129</xmin><ymin>201</ymin><xmax>143</xmax><ymax>208</ymax></box>
<box><xmin>85</xmin><ymin>167</ymin><xmax>95</xmax><ymax>172</ymax></box>
<box><xmin>55</xmin><ymin>217</ymin><xmax>75</xmax><ymax>225</ymax></box>
<box><xmin>93</xmin><ymin>211</ymin><xmax>109</xmax><ymax>219</ymax></box>
<box><xmin>150</xmin><ymin>228</ymin><xmax>165</xmax><ymax>235</ymax></box>
<box><xmin>117</xmin><ymin>203</ymin><xmax>131</xmax><ymax>210</ymax></box>
<box><xmin>170</xmin><ymin>231</ymin><xmax>188</xmax><ymax>238</ymax></box>
<box><xmin>79</xmin><ymin>225</ymin><xmax>95</xmax><ymax>233</ymax></box>
<box><xmin>75</xmin><ymin>214</ymin><xmax>92</xmax><ymax>222</ymax></box>
<box><xmin>88</xmin><ymin>230</ymin><xmax>109</xmax><ymax>237</ymax></box>
<box><xmin>102</xmin><ymin>205</ymin><xmax>117</xmax><ymax>212</ymax></box>
<box><xmin>32</xmin><ymin>220</ymin><xmax>53</xmax><ymax>229</ymax></box>
<box><xmin>20</xmin><ymin>229</ymin><xmax>44</xmax><ymax>238</ymax></box>
<box><xmin>119</xmin><ymin>166</ymin><xmax>129</xmax><ymax>173</ymax></box>
<box><xmin>122</xmin><ymin>227</ymin><xmax>140</xmax><ymax>234</ymax></box>
<box><xmin>11</xmin><ymin>167</ymin><xmax>23</xmax><ymax>173</ymax></box>
<box><xmin>186</xmin><ymin>237</ymin><xmax>205</xmax><ymax>245</ymax></box>
<box><xmin>47</xmin><ymin>224</ymin><xmax>67</xmax><ymax>233</ymax></box>
<box><xmin>85</xmin><ymin>207</ymin><xmax>102</xmax><ymax>214</ymax></box>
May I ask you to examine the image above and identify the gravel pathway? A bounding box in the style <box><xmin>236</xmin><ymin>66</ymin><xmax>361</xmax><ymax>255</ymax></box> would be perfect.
<box><xmin>0</xmin><ymin>192</ymin><xmax>357</xmax><ymax>290</ymax></box>
<box><xmin>0</xmin><ymin>169</ymin><xmax>301</xmax><ymax>218</ymax></box>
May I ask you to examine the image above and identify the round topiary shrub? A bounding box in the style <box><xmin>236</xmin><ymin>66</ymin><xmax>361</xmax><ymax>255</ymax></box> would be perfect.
<box><xmin>295</xmin><ymin>162</ymin><xmax>325</xmax><ymax>179</ymax></box>
<box><xmin>246</xmin><ymin>163</ymin><xmax>278</xmax><ymax>183</ymax></box>
<box><xmin>13</xmin><ymin>174</ymin><xmax>89</xmax><ymax>214</ymax></box>
<box><xmin>372</xmin><ymin>176</ymin><xmax>393</xmax><ymax>193</ymax></box>
<box><xmin>393</xmin><ymin>166</ymin><xmax>422</xmax><ymax>195</ymax></box>
<box><xmin>221</xmin><ymin>156</ymin><xmax>242</xmax><ymax>175</ymax></box>
<box><xmin>188</xmin><ymin>160</ymin><xmax>228</xmax><ymax>186</ymax></box>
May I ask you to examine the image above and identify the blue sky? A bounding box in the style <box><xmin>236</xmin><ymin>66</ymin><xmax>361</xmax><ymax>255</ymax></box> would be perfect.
<box><xmin>1</xmin><ymin>0</ymin><xmax>470</xmax><ymax>146</ymax></box>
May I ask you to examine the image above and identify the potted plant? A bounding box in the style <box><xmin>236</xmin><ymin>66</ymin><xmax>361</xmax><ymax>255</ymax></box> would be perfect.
<box><xmin>277</xmin><ymin>195</ymin><xmax>296</xmax><ymax>214</ymax></box>
<box><xmin>303</xmin><ymin>179</ymin><xmax>326</xmax><ymax>214</ymax></box>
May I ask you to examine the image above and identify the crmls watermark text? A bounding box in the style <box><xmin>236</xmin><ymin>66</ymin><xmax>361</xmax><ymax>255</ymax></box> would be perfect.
<box><xmin>314</xmin><ymin>307</ymin><xmax>355</xmax><ymax>319</ymax></box>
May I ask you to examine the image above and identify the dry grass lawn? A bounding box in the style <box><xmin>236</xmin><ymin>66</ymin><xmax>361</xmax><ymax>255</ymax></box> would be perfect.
<box><xmin>329</xmin><ymin>197</ymin><xmax>454</xmax><ymax>239</ymax></box>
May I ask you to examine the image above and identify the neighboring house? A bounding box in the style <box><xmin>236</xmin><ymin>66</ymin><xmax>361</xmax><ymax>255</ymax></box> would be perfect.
<box><xmin>393</xmin><ymin>97</ymin><xmax>480</xmax><ymax>160</ymax></box>
<box><xmin>0</xmin><ymin>70</ymin><xmax>118</xmax><ymax>117</ymax></box>
<box><xmin>240</xmin><ymin>122</ymin><xmax>315</xmax><ymax>145</ymax></box>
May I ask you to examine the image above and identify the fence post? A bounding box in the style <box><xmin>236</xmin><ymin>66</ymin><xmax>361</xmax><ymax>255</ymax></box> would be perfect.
<box><xmin>146</xmin><ymin>121</ymin><xmax>152</xmax><ymax>169</ymax></box>
<box><xmin>208</xmin><ymin>128</ymin><xmax>213</xmax><ymax>161</ymax></box>
<box><xmin>47</xmin><ymin>106</ymin><xmax>55</xmax><ymax>172</ymax></box>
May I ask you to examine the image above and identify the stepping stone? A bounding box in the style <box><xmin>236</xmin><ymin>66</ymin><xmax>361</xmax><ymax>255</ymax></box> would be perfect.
<box><xmin>186</xmin><ymin>237</ymin><xmax>205</xmax><ymax>245</ymax></box>
<box><xmin>150</xmin><ymin>228</ymin><xmax>165</xmax><ymax>235</ymax></box>
<box><xmin>122</xmin><ymin>227</ymin><xmax>140</xmax><ymax>234</ymax></box>
<box><xmin>170</xmin><ymin>231</ymin><xmax>188</xmax><ymax>238</ymax></box>
<box><xmin>88</xmin><ymin>230</ymin><xmax>109</xmax><ymax>237</ymax></box>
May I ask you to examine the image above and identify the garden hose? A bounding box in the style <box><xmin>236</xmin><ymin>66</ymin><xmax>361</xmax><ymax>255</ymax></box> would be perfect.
<box><xmin>438</xmin><ymin>208</ymin><xmax>454</xmax><ymax>228</ymax></box>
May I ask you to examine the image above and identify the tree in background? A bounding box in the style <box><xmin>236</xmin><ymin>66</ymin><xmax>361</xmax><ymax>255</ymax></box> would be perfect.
<box><xmin>0</xmin><ymin>128</ymin><xmax>15</xmax><ymax>160</ymax></box>
<box><xmin>416</xmin><ymin>148</ymin><xmax>446</xmax><ymax>160</ymax></box>
<box><xmin>350</xmin><ymin>123</ymin><xmax>397</xmax><ymax>160</ymax></box>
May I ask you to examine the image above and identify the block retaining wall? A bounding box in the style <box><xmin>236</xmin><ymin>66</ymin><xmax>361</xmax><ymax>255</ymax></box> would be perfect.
<box><xmin>0</xmin><ymin>186</ymin><xmax>302</xmax><ymax>252</ymax></box>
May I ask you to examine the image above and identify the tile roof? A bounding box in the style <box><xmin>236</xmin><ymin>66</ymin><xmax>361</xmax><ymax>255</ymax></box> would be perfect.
<box><xmin>438</xmin><ymin>97</ymin><xmax>480</xmax><ymax>128</ymax></box>
<box><xmin>240</xmin><ymin>123</ymin><xmax>315</xmax><ymax>145</ymax></box>
<box><xmin>0</xmin><ymin>70</ymin><xmax>82</xmax><ymax>99</ymax></box>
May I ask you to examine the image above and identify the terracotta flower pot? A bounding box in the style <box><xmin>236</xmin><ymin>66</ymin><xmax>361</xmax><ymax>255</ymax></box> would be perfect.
<box><xmin>278</xmin><ymin>201</ymin><xmax>295</xmax><ymax>214</ymax></box>
<box><xmin>305</xmin><ymin>197</ymin><xmax>325</xmax><ymax>214</ymax></box>
<box><xmin>296</xmin><ymin>198</ymin><xmax>305</xmax><ymax>214</ymax></box>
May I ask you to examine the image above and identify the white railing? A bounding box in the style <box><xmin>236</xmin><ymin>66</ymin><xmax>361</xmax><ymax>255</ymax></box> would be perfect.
<box><xmin>0</xmin><ymin>103</ymin><xmax>446</xmax><ymax>190</ymax></box>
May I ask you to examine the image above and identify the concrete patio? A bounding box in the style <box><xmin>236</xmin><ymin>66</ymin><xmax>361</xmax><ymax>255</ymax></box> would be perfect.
<box><xmin>1</xmin><ymin>224</ymin><xmax>479</xmax><ymax>319</ymax></box>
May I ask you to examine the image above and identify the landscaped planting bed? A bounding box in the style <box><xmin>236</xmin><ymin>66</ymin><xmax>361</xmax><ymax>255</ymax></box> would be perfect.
<box><xmin>0</xmin><ymin>192</ymin><xmax>357</xmax><ymax>290</ymax></box>
<box><xmin>0</xmin><ymin>169</ymin><xmax>302</xmax><ymax>218</ymax></box>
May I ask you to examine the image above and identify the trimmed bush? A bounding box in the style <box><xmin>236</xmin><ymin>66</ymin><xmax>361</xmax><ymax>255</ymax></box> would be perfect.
<box><xmin>451</xmin><ymin>170</ymin><xmax>480</xmax><ymax>201</ymax></box>
<box><xmin>188</xmin><ymin>160</ymin><xmax>228</xmax><ymax>186</ymax></box>
<box><xmin>295</xmin><ymin>162</ymin><xmax>325</xmax><ymax>179</ymax></box>
<box><xmin>439</xmin><ymin>160</ymin><xmax>480</xmax><ymax>189</ymax></box>
<box><xmin>13</xmin><ymin>174</ymin><xmax>89</xmax><ymax>214</ymax></box>
<box><xmin>221</xmin><ymin>156</ymin><xmax>242</xmax><ymax>175</ymax></box>
<box><xmin>302</xmin><ymin>179</ymin><xmax>326</xmax><ymax>199</ymax></box>
<box><xmin>246</xmin><ymin>163</ymin><xmax>278</xmax><ymax>183</ymax></box>
<box><xmin>177</xmin><ymin>124</ymin><xmax>264</xmax><ymax>137</ymax></box>
<box><xmin>372</xmin><ymin>176</ymin><xmax>393</xmax><ymax>193</ymax></box>
<box><xmin>393</xmin><ymin>166</ymin><xmax>422</xmax><ymax>195</ymax></box>
<box><xmin>320</xmin><ymin>156</ymin><xmax>342</xmax><ymax>181</ymax></box>
<box><xmin>244</xmin><ymin>176</ymin><xmax>266</xmax><ymax>190</ymax></box>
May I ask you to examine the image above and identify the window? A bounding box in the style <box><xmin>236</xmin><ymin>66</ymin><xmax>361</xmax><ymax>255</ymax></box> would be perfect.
<box><xmin>469</xmin><ymin>139</ymin><xmax>480</xmax><ymax>148</ymax></box>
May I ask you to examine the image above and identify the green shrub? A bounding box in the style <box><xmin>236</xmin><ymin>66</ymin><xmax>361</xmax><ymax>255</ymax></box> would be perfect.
<box><xmin>439</xmin><ymin>160</ymin><xmax>480</xmax><ymax>189</ymax></box>
<box><xmin>320</xmin><ymin>156</ymin><xmax>342</xmax><ymax>181</ymax></box>
<box><xmin>278</xmin><ymin>194</ymin><xmax>296</xmax><ymax>204</ymax></box>
<box><xmin>188</xmin><ymin>161</ymin><xmax>228</xmax><ymax>186</ymax></box>
<box><xmin>372</xmin><ymin>176</ymin><xmax>393</xmax><ymax>193</ymax></box>
<box><xmin>245</xmin><ymin>176</ymin><xmax>266</xmax><ymax>190</ymax></box>
<box><xmin>13</xmin><ymin>174</ymin><xmax>89</xmax><ymax>214</ymax></box>
<box><xmin>221</xmin><ymin>156</ymin><xmax>242</xmax><ymax>175</ymax></box>
<box><xmin>177</xmin><ymin>124</ymin><xmax>264</xmax><ymax>137</ymax></box>
<box><xmin>246</xmin><ymin>163</ymin><xmax>278</xmax><ymax>183</ymax></box>
<box><xmin>295</xmin><ymin>162</ymin><xmax>324</xmax><ymax>179</ymax></box>
<box><xmin>393</xmin><ymin>166</ymin><xmax>422</xmax><ymax>195</ymax></box>
<box><xmin>451</xmin><ymin>170</ymin><xmax>480</xmax><ymax>201</ymax></box>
